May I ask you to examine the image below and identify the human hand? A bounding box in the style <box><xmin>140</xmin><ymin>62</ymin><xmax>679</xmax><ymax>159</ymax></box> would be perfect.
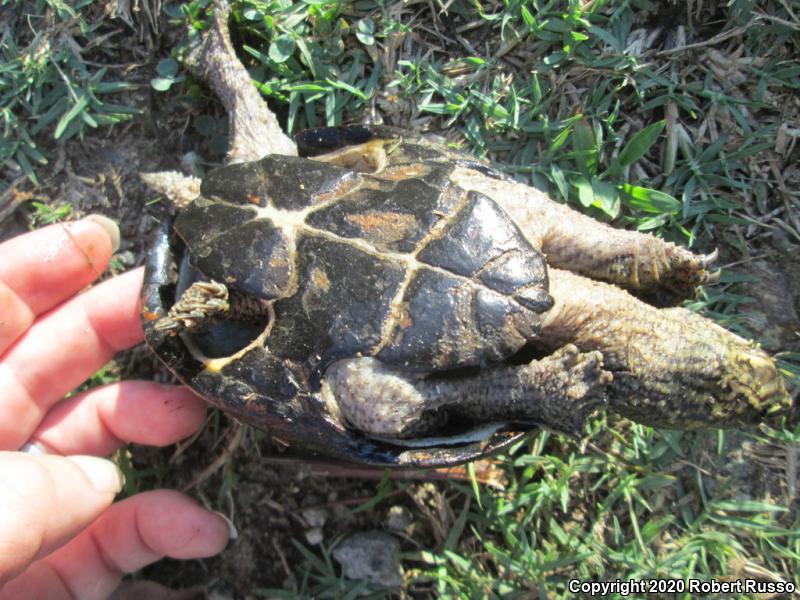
<box><xmin>0</xmin><ymin>217</ymin><xmax>231</xmax><ymax>598</ymax></box>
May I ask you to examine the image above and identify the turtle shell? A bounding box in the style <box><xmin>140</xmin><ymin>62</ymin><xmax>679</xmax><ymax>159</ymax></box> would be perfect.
<box><xmin>142</xmin><ymin>125</ymin><xmax>553</xmax><ymax>466</ymax></box>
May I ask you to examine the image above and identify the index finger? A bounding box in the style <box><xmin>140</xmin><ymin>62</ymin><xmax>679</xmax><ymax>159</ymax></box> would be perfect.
<box><xmin>0</xmin><ymin>269</ymin><xmax>144</xmax><ymax>450</ymax></box>
<box><xmin>0</xmin><ymin>216</ymin><xmax>119</xmax><ymax>354</ymax></box>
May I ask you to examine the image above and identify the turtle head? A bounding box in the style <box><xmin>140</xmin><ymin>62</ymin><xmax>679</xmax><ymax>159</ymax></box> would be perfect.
<box><xmin>606</xmin><ymin>310</ymin><xmax>792</xmax><ymax>430</ymax></box>
<box><xmin>610</xmin><ymin>346</ymin><xmax>791</xmax><ymax>429</ymax></box>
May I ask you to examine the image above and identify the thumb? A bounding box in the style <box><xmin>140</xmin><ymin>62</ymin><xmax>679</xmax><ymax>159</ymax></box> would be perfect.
<box><xmin>0</xmin><ymin>451</ymin><xmax>124</xmax><ymax>584</ymax></box>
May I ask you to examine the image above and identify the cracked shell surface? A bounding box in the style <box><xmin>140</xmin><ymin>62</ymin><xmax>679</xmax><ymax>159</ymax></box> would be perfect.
<box><xmin>142</xmin><ymin>126</ymin><xmax>556</xmax><ymax>466</ymax></box>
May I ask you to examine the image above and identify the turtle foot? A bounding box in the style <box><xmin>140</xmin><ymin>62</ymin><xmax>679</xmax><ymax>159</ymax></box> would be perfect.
<box><xmin>155</xmin><ymin>281</ymin><xmax>230</xmax><ymax>334</ymax></box>
<box><xmin>514</xmin><ymin>345</ymin><xmax>612</xmax><ymax>437</ymax></box>
<box><xmin>653</xmin><ymin>244</ymin><xmax>719</xmax><ymax>301</ymax></box>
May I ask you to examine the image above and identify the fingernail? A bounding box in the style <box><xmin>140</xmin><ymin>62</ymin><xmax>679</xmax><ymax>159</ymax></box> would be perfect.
<box><xmin>67</xmin><ymin>456</ymin><xmax>125</xmax><ymax>495</ymax></box>
<box><xmin>213</xmin><ymin>511</ymin><xmax>239</xmax><ymax>540</ymax></box>
<box><xmin>84</xmin><ymin>214</ymin><xmax>121</xmax><ymax>253</ymax></box>
<box><xmin>19</xmin><ymin>441</ymin><xmax>51</xmax><ymax>455</ymax></box>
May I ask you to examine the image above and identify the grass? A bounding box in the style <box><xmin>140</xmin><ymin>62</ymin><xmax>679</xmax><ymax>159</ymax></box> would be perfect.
<box><xmin>0</xmin><ymin>1</ymin><xmax>140</xmax><ymax>190</ymax></box>
<box><xmin>165</xmin><ymin>0</ymin><xmax>800</xmax><ymax>245</ymax></box>
<box><xmin>265</xmin><ymin>425</ymin><xmax>800</xmax><ymax>597</ymax></box>
<box><xmin>3</xmin><ymin>0</ymin><xmax>799</xmax><ymax>597</ymax></box>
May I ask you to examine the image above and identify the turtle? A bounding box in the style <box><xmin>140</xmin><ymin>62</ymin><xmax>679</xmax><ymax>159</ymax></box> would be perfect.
<box><xmin>140</xmin><ymin>5</ymin><xmax>791</xmax><ymax>467</ymax></box>
<box><xmin>143</xmin><ymin>124</ymin><xmax>615</xmax><ymax>466</ymax></box>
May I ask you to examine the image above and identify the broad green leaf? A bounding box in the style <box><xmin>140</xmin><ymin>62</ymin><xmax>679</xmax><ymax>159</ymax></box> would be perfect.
<box><xmin>242</xmin><ymin>8</ymin><xmax>262</xmax><ymax>20</ymax></box>
<box><xmin>546</xmin><ymin>128</ymin><xmax>568</xmax><ymax>155</ymax></box>
<box><xmin>622</xmin><ymin>184</ymin><xmax>680</xmax><ymax>214</ymax></box>
<box><xmin>573</xmin><ymin>176</ymin><xmax>593</xmax><ymax>208</ymax></box>
<box><xmin>269</xmin><ymin>34</ymin><xmax>295</xmax><ymax>63</ymax></box>
<box><xmin>80</xmin><ymin>111</ymin><xmax>98</xmax><ymax>128</ymax></box>
<box><xmin>150</xmin><ymin>77</ymin><xmax>174</xmax><ymax>91</ymax></box>
<box><xmin>606</xmin><ymin>120</ymin><xmax>665</xmax><ymax>178</ymax></box>
<box><xmin>16</xmin><ymin>149</ymin><xmax>39</xmax><ymax>185</ymax></box>
<box><xmin>294</xmin><ymin>37</ymin><xmax>316</xmax><ymax>77</ymax></box>
<box><xmin>530</xmin><ymin>74</ymin><xmax>542</xmax><ymax>104</ymax></box>
<box><xmin>572</xmin><ymin>118</ymin><xmax>596</xmax><ymax>175</ymax></box>
<box><xmin>550</xmin><ymin>163</ymin><xmax>568</xmax><ymax>201</ymax></box>
<box><xmin>591</xmin><ymin>177</ymin><xmax>620</xmax><ymax>218</ymax></box>
<box><xmin>588</xmin><ymin>25</ymin><xmax>622</xmax><ymax>52</ymax></box>
<box><xmin>156</xmin><ymin>57</ymin><xmax>178</xmax><ymax>78</ymax></box>
<box><xmin>543</xmin><ymin>18</ymin><xmax>570</xmax><ymax>33</ymax></box>
<box><xmin>356</xmin><ymin>18</ymin><xmax>375</xmax><ymax>45</ymax></box>
<box><xmin>617</xmin><ymin>120</ymin><xmax>665</xmax><ymax>167</ymax></box>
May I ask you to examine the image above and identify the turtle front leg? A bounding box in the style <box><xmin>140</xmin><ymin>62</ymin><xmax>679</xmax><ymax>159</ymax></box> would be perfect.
<box><xmin>323</xmin><ymin>345</ymin><xmax>611</xmax><ymax>440</ymax></box>
<box><xmin>539</xmin><ymin>269</ymin><xmax>791</xmax><ymax>428</ymax></box>
<box><xmin>154</xmin><ymin>281</ymin><xmax>230</xmax><ymax>334</ymax></box>
<box><xmin>155</xmin><ymin>279</ymin><xmax>272</xmax><ymax>335</ymax></box>
<box><xmin>450</xmin><ymin>167</ymin><xmax>717</xmax><ymax>301</ymax></box>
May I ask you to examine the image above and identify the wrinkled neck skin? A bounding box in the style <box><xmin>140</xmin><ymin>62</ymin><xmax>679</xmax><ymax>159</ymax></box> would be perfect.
<box><xmin>538</xmin><ymin>269</ymin><xmax>788</xmax><ymax>429</ymax></box>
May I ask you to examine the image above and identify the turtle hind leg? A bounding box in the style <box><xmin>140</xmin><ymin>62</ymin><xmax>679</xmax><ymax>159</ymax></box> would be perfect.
<box><xmin>540</xmin><ymin>222</ymin><xmax>719</xmax><ymax>304</ymax></box>
<box><xmin>322</xmin><ymin>346</ymin><xmax>611</xmax><ymax>440</ymax></box>
<box><xmin>539</xmin><ymin>268</ymin><xmax>791</xmax><ymax>428</ymax></box>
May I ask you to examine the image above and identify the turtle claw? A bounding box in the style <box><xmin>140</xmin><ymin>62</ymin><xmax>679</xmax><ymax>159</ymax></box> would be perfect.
<box><xmin>649</xmin><ymin>243</ymin><xmax>720</xmax><ymax>302</ymax></box>
<box><xmin>705</xmin><ymin>268</ymin><xmax>722</xmax><ymax>284</ymax></box>
<box><xmin>701</xmin><ymin>247</ymin><xmax>719</xmax><ymax>268</ymax></box>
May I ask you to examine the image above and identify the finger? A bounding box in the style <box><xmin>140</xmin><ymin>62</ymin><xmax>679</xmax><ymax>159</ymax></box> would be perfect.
<box><xmin>0</xmin><ymin>279</ymin><xmax>34</xmax><ymax>361</ymax></box>
<box><xmin>0</xmin><ymin>216</ymin><xmax>119</xmax><ymax>354</ymax></box>
<box><xmin>0</xmin><ymin>491</ymin><xmax>231</xmax><ymax>600</ymax></box>
<box><xmin>0</xmin><ymin>268</ymin><xmax>144</xmax><ymax>451</ymax></box>
<box><xmin>0</xmin><ymin>452</ymin><xmax>124</xmax><ymax>584</ymax></box>
<box><xmin>31</xmin><ymin>381</ymin><xmax>207</xmax><ymax>456</ymax></box>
